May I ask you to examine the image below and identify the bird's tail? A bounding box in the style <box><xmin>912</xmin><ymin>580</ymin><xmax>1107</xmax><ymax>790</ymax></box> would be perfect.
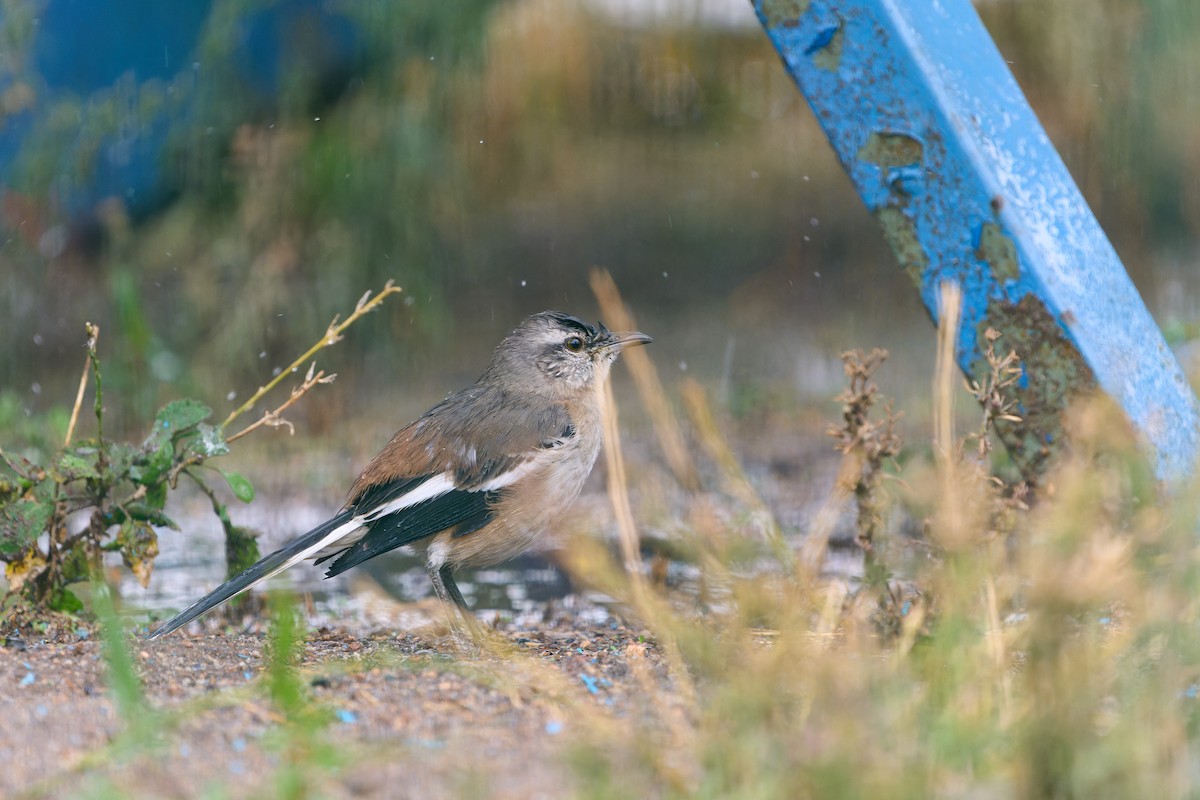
<box><xmin>146</xmin><ymin>509</ymin><xmax>359</xmax><ymax>639</ymax></box>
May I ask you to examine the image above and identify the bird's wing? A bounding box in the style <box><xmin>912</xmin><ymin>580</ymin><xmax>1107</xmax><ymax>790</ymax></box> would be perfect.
<box><xmin>321</xmin><ymin>388</ymin><xmax>575</xmax><ymax>576</ymax></box>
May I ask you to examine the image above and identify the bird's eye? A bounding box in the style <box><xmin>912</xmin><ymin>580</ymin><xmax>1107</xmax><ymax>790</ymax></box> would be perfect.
<box><xmin>564</xmin><ymin>336</ymin><xmax>585</xmax><ymax>352</ymax></box>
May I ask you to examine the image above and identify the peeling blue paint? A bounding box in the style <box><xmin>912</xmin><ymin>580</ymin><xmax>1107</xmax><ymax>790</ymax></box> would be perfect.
<box><xmin>753</xmin><ymin>0</ymin><xmax>1199</xmax><ymax>478</ymax></box>
<box><xmin>805</xmin><ymin>23</ymin><xmax>840</xmax><ymax>56</ymax></box>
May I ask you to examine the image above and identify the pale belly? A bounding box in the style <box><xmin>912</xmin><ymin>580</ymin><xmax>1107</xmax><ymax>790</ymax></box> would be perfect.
<box><xmin>436</xmin><ymin>434</ymin><xmax>602</xmax><ymax>569</ymax></box>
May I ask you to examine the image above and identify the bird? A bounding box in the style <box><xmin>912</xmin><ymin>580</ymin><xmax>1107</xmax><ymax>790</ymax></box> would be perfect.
<box><xmin>147</xmin><ymin>310</ymin><xmax>652</xmax><ymax>639</ymax></box>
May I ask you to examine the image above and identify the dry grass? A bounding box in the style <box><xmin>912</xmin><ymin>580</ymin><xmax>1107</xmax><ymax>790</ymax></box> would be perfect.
<box><xmin>536</xmin><ymin>281</ymin><xmax>1200</xmax><ymax>799</ymax></box>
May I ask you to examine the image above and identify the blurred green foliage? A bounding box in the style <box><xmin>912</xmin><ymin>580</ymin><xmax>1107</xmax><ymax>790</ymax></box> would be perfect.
<box><xmin>1</xmin><ymin>0</ymin><xmax>1198</xmax><ymax>438</ymax></box>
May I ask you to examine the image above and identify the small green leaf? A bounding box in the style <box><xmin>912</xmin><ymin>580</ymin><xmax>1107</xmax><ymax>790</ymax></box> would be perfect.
<box><xmin>193</xmin><ymin>423</ymin><xmax>230</xmax><ymax>458</ymax></box>
<box><xmin>104</xmin><ymin>442</ymin><xmax>136</xmax><ymax>482</ymax></box>
<box><xmin>152</xmin><ymin>399</ymin><xmax>212</xmax><ymax>441</ymax></box>
<box><xmin>225</xmin><ymin>525</ymin><xmax>262</xmax><ymax>578</ymax></box>
<box><xmin>59</xmin><ymin>542</ymin><xmax>94</xmax><ymax>584</ymax></box>
<box><xmin>0</xmin><ymin>499</ymin><xmax>54</xmax><ymax>557</ymax></box>
<box><xmin>221</xmin><ymin>470</ymin><xmax>255</xmax><ymax>503</ymax></box>
<box><xmin>126</xmin><ymin>503</ymin><xmax>180</xmax><ymax>531</ymax></box>
<box><xmin>118</xmin><ymin>520</ymin><xmax>160</xmax><ymax>588</ymax></box>
<box><xmin>51</xmin><ymin>451</ymin><xmax>100</xmax><ymax>482</ymax></box>
<box><xmin>130</xmin><ymin>441</ymin><xmax>174</xmax><ymax>486</ymax></box>
<box><xmin>144</xmin><ymin>480</ymin><xmax>168</xmax><ymax>510</ymax></box>
<box><xmin>47</xmin><ymin>587</ymin><xmax>84</xmax><ymax>614</ymax></box>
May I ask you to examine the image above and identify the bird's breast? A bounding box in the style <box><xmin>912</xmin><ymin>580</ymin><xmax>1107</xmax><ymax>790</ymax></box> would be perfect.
<box><xmin>438</xmin><ymin>419</ymin><xmax>603</xmax><ymax>569</ymax></box>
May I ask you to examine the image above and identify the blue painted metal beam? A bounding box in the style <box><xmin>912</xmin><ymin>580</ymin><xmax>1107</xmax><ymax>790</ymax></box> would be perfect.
<box><xmin>752</xmin><ymin>0</ymin><xmax>1199</xmax><ymax>479</ymax></box>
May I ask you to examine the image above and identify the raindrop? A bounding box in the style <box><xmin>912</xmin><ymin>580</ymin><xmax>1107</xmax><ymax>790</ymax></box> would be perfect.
<box><xmin>661</xmin><ymin>271</ymin><xmax>668</xmax><ymax>278</ymax></box>
<box><xmin>226</xmin><ymin>390</ymin><xmax>237</xmax><ymax>401</ymax></box>
<box><xmin>520</xmin><ymin>279</ymin><xmax>527</xmax><ymax>287</ymax></box>
<box><xmin>314</xmin><ymin>116</ymin><xmax>321</xmax><ymax>122</ymax></box>
<box><xmin>809</xmin><ymin>217</ymin><xmax>819</xmax><ymax>227</ymax></box>
<box><xmin>813</xmin><ymin>271</ymin><xmax>821</xmax><ymax>278</ymax></box>
<box><xmin>32</xmin><ymin>333</ymin><xmax>42</xmax><ymax>346</ymax></box>
<box><xmin>259</xmin><ymin>351</ymin><xmax>267</xmax><ymax>359</ymax></box>
<box><xmin>31</xmin><ymin>382</ymin><xmax>41</xmax><ymax>395</ymax></box>
<box><xmin>272</xmin><ymin>367</ymin><xmax>282</xmax><ymax>377</ymax></box>
<box><xmin>37</xmin><ymin>225</ymin><xmax>67</xmax><ymax>258</ymax></box>
<box><xmin>678</xmin><ymin>361</ymin><xmax>688</xmax><ymax>372</ymax></box>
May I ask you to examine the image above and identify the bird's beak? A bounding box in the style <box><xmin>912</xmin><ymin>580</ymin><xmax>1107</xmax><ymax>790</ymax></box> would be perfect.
<box><xmin>598</xmin><ymin>330</ymin><xmax>653</xmax><ymax>350</ymax></box>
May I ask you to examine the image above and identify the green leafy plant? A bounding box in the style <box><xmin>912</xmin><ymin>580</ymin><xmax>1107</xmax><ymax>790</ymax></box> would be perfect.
<box><xmin>0</xmin><ymin>282</ymin><xmax>401</xmax><ymax>613</ymax></box>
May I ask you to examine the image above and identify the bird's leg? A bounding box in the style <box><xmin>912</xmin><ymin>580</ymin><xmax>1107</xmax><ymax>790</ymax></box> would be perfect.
<box><xmin>427</xmin><ymin>562</ymin><xmax>481</xmax><ymax>648</ymax></box>
<box><xmin>436</xmin><ymin>564</ymin><xmax>471</xmax><ymax>610</ymax></box>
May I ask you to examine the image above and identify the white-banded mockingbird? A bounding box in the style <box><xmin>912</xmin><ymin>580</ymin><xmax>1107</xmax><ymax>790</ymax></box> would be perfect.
<box><xmin>147</xmin><ymin>311</ymin><xmax>651</xmax><ymax>638</ymax></box>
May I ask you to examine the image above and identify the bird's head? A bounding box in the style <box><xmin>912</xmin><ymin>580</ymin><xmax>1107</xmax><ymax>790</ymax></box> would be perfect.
<box><xmin>484</xmin><ymin>310</ymin><xmax>652</xmax><ymax>396</ymax></box>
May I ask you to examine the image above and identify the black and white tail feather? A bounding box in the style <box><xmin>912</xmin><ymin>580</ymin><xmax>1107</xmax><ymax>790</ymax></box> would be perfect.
<box><xmin>145</xmin><ymin>470</ymin><xmax>506</xmax><ymax>639</ymax></box>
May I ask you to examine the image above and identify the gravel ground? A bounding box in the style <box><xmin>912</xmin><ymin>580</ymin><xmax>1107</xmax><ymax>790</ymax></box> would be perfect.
<box><xmin>1</xmin><ymin>600</ymin><xmax>678</xmax><ymax>799</ymax></box>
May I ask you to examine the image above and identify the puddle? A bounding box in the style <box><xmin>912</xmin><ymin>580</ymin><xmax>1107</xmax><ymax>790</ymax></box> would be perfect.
<box><xmin>115</xmin><ymin>492</ymin><xmax>581</xmax><ymax>621</ymax></box>
<box><xmin>112</xmin><ymin>450</ymin><xmax>864</xmax><ymax>623</ymax></box>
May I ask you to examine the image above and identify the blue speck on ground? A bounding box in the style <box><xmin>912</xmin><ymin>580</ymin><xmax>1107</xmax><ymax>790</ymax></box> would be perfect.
<box><xmin>20</xmin><ymin>672</ymin><xmax>35</xmax><ymax>686</ymax></box>
<box><xmin>545</xmin><ymin>720</ymin><xmax>564</xmax><ymax>735</ymax></box>
<box><xmin>580</xmin><ymin>674</ymin><xmax>599</xmax><ymax>695</ymax></box>
<box><xmin>336</xmin><ymin>709</ymin><xmax>358</xmax><ymax>724</ymax></box>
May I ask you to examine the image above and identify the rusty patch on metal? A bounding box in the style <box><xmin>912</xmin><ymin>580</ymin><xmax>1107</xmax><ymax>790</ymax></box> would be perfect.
<box><xmin>761</xmin><ymin>0</ymin><xmax>810</xmax><ymax>27</ymax></box>
<box><xmin>976</xmin><ymin>222</ymin><xmax>1019</xmax><ymax>283</ymax></box>
<box><xmin>810</xmin><ymin>25</ymin><xmax>843</xmax><ymax>71</ymax></box>
<box><xmin>857</xmin><ymin>132</ymin><xmax>923</xmax><ymax>168</ymax></box>
<box><xmin>875</xmin><ymin>207</ymin><xmax>928</xmax><ymax>286</ymax></box>
<box><xmin>977</xmin><ymin>293</ymin><xmax>1098</xmax><ymax>477</ymax></box>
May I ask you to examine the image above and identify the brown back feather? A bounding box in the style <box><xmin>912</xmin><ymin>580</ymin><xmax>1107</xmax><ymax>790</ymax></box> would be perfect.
<box><xmin>346</xmin><ymin>383</ymin><xmax>573</xmax><ymax>505</ymax></box>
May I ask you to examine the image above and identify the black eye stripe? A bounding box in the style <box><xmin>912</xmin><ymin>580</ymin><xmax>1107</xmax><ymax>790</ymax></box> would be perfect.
<box><xmin>544</xmin><ymin>311</ymin><xmax>597</xmax><ymax>338</ymax></box>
